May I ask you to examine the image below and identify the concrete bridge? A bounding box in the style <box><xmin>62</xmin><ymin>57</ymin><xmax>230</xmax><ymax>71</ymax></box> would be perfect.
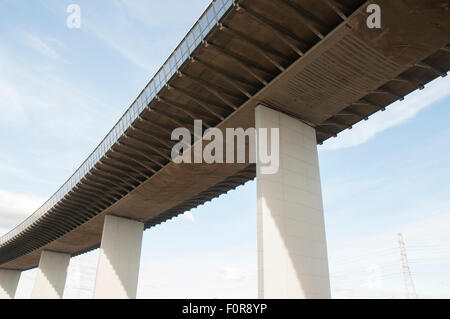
<box><xmin>0</xmin><ymin>0</ymin><xmax>449</xmax><ymax>298</ymax></box>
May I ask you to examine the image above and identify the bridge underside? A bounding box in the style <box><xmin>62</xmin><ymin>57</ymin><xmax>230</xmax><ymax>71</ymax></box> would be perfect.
<box><xmin>1</xmin><ymin>0</ymin><xmax>449</xmax><ymax>270</ymax></box>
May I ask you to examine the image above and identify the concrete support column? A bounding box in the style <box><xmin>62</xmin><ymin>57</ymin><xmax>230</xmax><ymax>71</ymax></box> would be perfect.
<box><xmin>255</xmin><ymin>105</ymin><xmax>331</xmax><ymax>299</ymax></box>
<box><xmin>0</xmin><ymin>269</ymin><xmax>21</xmax><ymax>299</ymax></box>
<box><xmin>31</xmin><ymin>250</ymin><xmax>70</xmax><ymax>299</ymax></box>
<box><xmin>94</xmin><ymin>215</ymin><xmax>144</xmax><ymax>299</ymax></box>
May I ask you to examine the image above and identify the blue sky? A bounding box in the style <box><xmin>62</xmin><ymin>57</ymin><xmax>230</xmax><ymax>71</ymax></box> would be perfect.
<box><xmin>0</xmin><ymin>1</ymin><xmax>449</xmax><ymax>299</ymax></box>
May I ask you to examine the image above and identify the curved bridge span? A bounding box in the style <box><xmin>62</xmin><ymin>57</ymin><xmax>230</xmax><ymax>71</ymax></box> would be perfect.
<box><xmin>0</xmin><ymin>0</ymin><xmax>449</xmax><ymax>299</ymax></box>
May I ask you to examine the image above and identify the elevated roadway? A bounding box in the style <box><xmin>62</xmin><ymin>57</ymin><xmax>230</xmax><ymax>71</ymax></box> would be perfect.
<box><xmin>0</xmin><ymin>0</ymin><xmax>449</xmax><ymax>297</ymax></box>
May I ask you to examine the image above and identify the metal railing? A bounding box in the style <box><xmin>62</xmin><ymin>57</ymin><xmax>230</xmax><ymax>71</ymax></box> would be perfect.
<box><xmin>0</xmin><ymin>0</ymin><xmax>234</xmax><ymax>246</ymax></box>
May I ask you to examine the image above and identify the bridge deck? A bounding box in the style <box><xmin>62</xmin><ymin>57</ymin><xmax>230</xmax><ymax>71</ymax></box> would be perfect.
<box><xmin>1</xmin><ymin>0</ymin><xmax>449</xmax><ymax>270</ymax></box>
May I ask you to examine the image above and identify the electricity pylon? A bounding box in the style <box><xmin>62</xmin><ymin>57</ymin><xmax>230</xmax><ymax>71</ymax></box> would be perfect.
<box><xmin>397</xmin><ymin>233</ymin><xmax>418</xmax><ymax>299</ymax></box>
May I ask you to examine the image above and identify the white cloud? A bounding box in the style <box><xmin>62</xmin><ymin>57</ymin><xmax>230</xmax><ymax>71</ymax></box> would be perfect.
<box><xmin>181</xmin><ymin>211</ymin><xmax>195</xmax><ymax>221</ymax></box>
<box><xmin>0</xmin><ymin>190</ymin><xmax>46</xmax><ymax>236</ymax></box>
<box><xmin>218</xmin><ymin>266</ymin><xmax>247</xmax><ymax>281</ymax></box>
<box><xmin>321</xmin><ymin>76</ymin><xmax>450</xmax><ymax>151</ymax></box>
<box><xmin>167</xmin><ymin>211</ymin><xmax>195</xmax><ymax>223</ymax></box>
<box><xmin>20</xmin><ymin>32</ymin><xmax>66</xmax><ymax>63</ymax></box>
<box><xmin>137</xmin><ymin>246</ymin><xmax>257</xmax><ymax>299</ymax></box>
